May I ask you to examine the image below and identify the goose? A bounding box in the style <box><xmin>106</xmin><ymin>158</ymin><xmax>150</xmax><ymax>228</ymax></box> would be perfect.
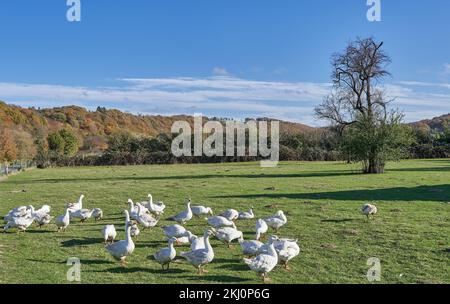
<box><xmin>168</xmin><ymin>199</ymin><xmax>193</xmax><ymax>225</ymax></box>
<box><xmin>4</xmin><ymin>215</ymin><xmax>34</xmax><ymax>232</ymax></box>
<box><xmin>255</xmin><ymin>219</ymin><xmax>269</xmax><ymax>241</ymax></box>
<box><xmin>191</xmin><ymin>205</ymin><xmax>213</xmax><ymax>217</ymax></box>
<box><xmin>274</xmin><ymin>237</ymin><xmax>300</xmax><ymax>270</ymax></box>
<box><xmin>206</xmin><ymin>216</ymin><xmax>236</xmax><ymax>229</ymax></box>
<box><xmin>34</xmin><ymin>213</ymin><xmax>53</xmax><ymax>228</ymax></box>
<box><xmin>105</xmin><ymin>210</ymin><xmax>135</xmax><ymax>267</ymax></box>
<box><xmin>264</xmin><ymin>210</ymin><xmax>287</xmax><ymax>232</ymax></box>
<box><xmin>153</xmin><ymin>237</ymin><xmax>177</xmax><ymax>270</ymax></box>
<box><xmin>56</xmin><ymin>208</ymin><xmax>71</xmax><ymax>232</ymax></box>
<box><xmin>243</xmin><ymin>240</ymin><xmax>278</xmax><ymax>282</ymax></box>
<box><xmin>92</xmin><ymin>208</ymin><xmax>103</xmax><ymax>221</ymax></box>
<box><xmin>172</xmin><ymin>231</ymin><xmax>196</xmax><ymax>246</ymax></box>
<box><xmin>130</xmin><ymin>222</ymin><xmax>140</xmax><ymax>237</ymax></box>
<box><xmin>190</xmin><ymin>234</ymin><xmax>206</xmax><ymax>251</ymax></box>
<box><xmin>362</xmin><ymin>204</ymin><xmax>378</xmax><ymax>219</ymax></box>
<box><xmin>161</xmin><ymin>224</ymin><xmax>191</xmax><ymax>239</ymax></box>
<box><xmin>4</xmin><ymin>205</ymin><xmax>32</xmax><ymax>222</ymax></box>
<box><xmin>67</xmin><ymin>194</ymin><xmax>84</xmax><ymax>212</ymax></box>
<box><xmin>239</xmin><ymin>238</ymin><xmax>264</xmax><ymax>257</ymax></box>
<box><xmin>214</xmin><ymin>227</ymin><xmax>244</xmax><ymax>248</ymax></box>
<box><xmin>145</xmin><ymin>194</ymin><xmax>166</xmax><ymax>216</ymax></box>
<box><xmin>180</xmin><ymin>230</ymin><xmax>215</xmax><ymax>275</ymax></box>
<box><xmin>127</xmin><ymin>199</ymin><xmax>139</xmax><ymax>220</ymax></box>
<box><xmin>70</xmin><ymin>208</ymin><xmax>94</xmax><ymax>223</ymax></box>
<box><xmin>135</xmin><ymin>202</ymin><xmax>150</xmax><ymax>215</ymax></box>
<box><xmin>136</xmin><ymin>204</ymin><xmax>158</xmax><ymax>229</ymax></box>
<box><xmin>238</xmin><ymin>207</ymin><xmax>254</xmax><ymax>220</ymax></box>
<box><xmin>30</xmin><ymin>205</ymin><xmax>51</xmax><ymax>219</ymax></box>
<box><xmin>219</xmin><ymin>209</ymin><xmax>239</xmax><ymax>221</ymax></box>
<box><xmin>102</xmin><ymin>225</ymin><xmax>117</xmax><ymax>244</ymax></box>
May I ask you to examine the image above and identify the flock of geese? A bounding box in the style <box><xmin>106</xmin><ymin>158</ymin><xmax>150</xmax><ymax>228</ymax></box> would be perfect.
<box><xmin>3</xmin><ymin>194</ymin><xmax>378</xmax><ymax>282</ymax></box>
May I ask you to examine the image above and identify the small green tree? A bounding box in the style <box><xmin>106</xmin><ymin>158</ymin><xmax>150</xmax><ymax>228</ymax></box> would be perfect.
<box><xmin>59</xmin><ymin>129</ymin><xmax>79</xmax><ymax>156</ymax></box>
<box><xmin>48</xmin><ymin>132</ymin><xmax>65</xmax><ymax>155</ymax></box>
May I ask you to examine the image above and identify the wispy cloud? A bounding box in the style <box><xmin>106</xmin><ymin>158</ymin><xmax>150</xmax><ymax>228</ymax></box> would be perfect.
<box><xmin>212</xmin><ymin>67</ymin><xmax>230</xmax><ymax>76</ymax></box>
<box><xmin>0</xmin><ymin>77</ymin><xmax>448</xmax><ymax>126</ymax></box>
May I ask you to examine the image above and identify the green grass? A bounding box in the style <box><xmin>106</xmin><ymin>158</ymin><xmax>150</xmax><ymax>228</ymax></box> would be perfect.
<box><xmin>0</xmin><ymin>159</ymin><xmax>449</xmax><ymax>284</ymax></box>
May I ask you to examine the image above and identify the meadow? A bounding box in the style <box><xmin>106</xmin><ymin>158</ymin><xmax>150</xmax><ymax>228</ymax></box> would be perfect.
<box><xmin>0</xmin><ymin>159</ymin><xmax>449</xmax><ymax>284</ymax></box>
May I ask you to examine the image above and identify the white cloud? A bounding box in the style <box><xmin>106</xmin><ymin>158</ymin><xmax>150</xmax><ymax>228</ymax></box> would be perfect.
<box><xmin>443</xmin><ymin>63</ymin><xmax>450</xmax><ymax>75</ymax></box>
<box><xmin>212</xmin><ymin>67</ymin><xmax>229</xmax><ymax>76</ymax></box>
<box><xmin>0</xmin><ymin>77</ymin><xmax>448</xmax><ymax>126</ymax></box>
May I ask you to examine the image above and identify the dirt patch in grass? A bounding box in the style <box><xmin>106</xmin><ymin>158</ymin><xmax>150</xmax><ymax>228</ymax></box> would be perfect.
<box><xmin>321</xmin><ymin>243</ymin><xmax>338</xmax><ymax>250</ymax></box>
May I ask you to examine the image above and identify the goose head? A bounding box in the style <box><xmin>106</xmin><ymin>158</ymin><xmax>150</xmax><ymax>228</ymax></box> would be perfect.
<box><xmin>207</xmin><ymin>207</ymin><xmax>214</xmax><ymax>215</ymax></box>
<box><xmin>168</xmin><ymin>237</ymin><xmax>177</xmax><ymax>245</ymax></box>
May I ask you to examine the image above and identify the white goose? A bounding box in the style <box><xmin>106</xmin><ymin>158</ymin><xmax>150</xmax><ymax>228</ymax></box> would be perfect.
<box><xmin>190</xmin><ymin>234</ymin><xmax>206</xmax><ymax>251</ymax></box>
<box><xmin>219</xmin><ymin>209</ymin><xmax>239</xmax><ymax>221</ymax></box>
<box><xmin>136</xmin><ymin>204</ymin><xmax>158</xmax><ymax>229</ymax></box>
<box><xmin>153</xmin><ymin>237</ymin><xmax>177</xmax><ymax>270</ymax></box>
<box><xmin>264</xmin><ymin>210</ymin><xmax>287</xmax><ymax>232</ymax></box>
<box><xmin>168</xmin><ymin>199</ymin><xmax>193</xmax><ymax>225</ymax></box>
<box><xmin>145</xmin><ymin>194</ymin><xmax>166</xmax><ymax>216</ymax></box>
<box><xmin>180</xmin><ymin>230</ymin><xmax>215</xmax><ymax>275</ymax></box>
<box><xmin>243</xmin><ymin>240</ymin><xmax>278</xmax><ymax>282</ymax></box>
<box><xmin>130</xmin><ymin>222</ymin><xmax>140</xmax><ymax>237</ymax></box>
<box><xmin>214</xmin><ymin>227</ymin><xmax>244</xmax><ymax>248</ymax></box>
<box><xmin>35</xmin><ymin>214</ymin><xmax>53</xmax><ymax>228</ymax></box>
<box><xmin>92</xmin><ymin>208</ymin><xmax>103</xmax><ymax>221</ymax></box>
<box><xmin>67</xmin><ymin>194</ymin><xmax>84</xmax><ymax>212</ymax></box>
<box><xmin>127</xmin><ymin>199</ymin><xmax>139</xmax><ymax>220</ymax></box>
<box><xmin>275</xmin><ymin>237</ymin><xmax>300</xmax><ymax>270</ymax></box>
<box><xmin>102</xmin><ymin>225</ymin><xmax>117</xmax><ymax>244</ymax></box>
<box><xmin>238</xmin><ymin>207</ymin><xmax>255</xmax><ymax>220</ymax></box>
<box><xmin>135</xmin><ymin>202</ymin><xmax>150</xmax><ymax>215</ymax></box>
<box><xmin>362</xmin><ymin>204</ymin><xmax>378</xmax><ymax>219</ymax></box>
<box><xmin>255</xmin><ymin>219</ymin><xmax>268</xmax><ymax>241</ymax></box>
<box><xmin>4</xmin><ymin>205</ymin><xmax>32</xmax><ymax>222</ymax></box>
<box><xmin>105</xmin><ymin>210</ymin><xmax>135</xmax><ymax>267</ymax></box>
<box><xmin>70</xmin><ymin>208</ymin><xmax>94</xmax><ymax>223</ymax></box>
<box><xmin>4</xmin><ymin>215</ymin><xmax>34</xmax><ymax>232</ymax></box>
<box><xmin>172</xmin><ymin>231</ymin><xmax>196</xmax><ymax>246</ymax></box>
<box><xmin>162</xmin><ymin>224</ymin><xmax>191</xmax><ymax>239</ymax></box>
<box><xmin>56</xmin><ymin>208</ymin><xmax>70</xmax><ymax>232</ymax></box>
<box><xmin>206</xmin><ymin>216</ymin><xmax>236</xmax><ymax>229</ymax></box>
<box><xmin>239</xmin><ymin>238</ymin><xmax>264</xmax><ymax>257</ymax></box>
<box><xmin>191</xmin><ymin>205</ymin><xmax>214</xmax><ymax>217</ymax></box>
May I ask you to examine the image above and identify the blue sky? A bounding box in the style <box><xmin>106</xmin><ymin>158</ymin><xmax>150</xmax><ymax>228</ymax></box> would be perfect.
<box><xmin>0</xmin><ymin>0</ymin><xmax>449</xmax><ymax>125</ymax></box>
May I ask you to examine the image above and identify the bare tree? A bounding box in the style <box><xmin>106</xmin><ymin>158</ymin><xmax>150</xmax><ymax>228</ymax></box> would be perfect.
<box><xmin>315</xmin><ymin>37</ymin><xmax>410</xmax><ymax>173</ymax></box>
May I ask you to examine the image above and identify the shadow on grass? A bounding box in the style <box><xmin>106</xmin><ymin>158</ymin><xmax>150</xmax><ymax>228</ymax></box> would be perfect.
<box><xmin>178</xmin><ymin>274</ymin><xmax>253</xmax><ymax>283</ymax></box>
<box><xmin>213</xmin><ymin>184</ymin><xmax>450</xmax><ymax>202</ymax></box>
<box><xmin>26</xmin><ymin>258</ymin><xmax>113</xmax><ymax>265</ymax></box>
<box><xmin>2</xmin><ymin>171</ymin><xmax>363</xmax><ymax>185</ymax></box>
<box><xmin>61</xmin><ymin>237</ymin><xmax>103</xmax><ymax>247</ymax></box>
<box><xmin>321</xmin><ymin>218</ymin><xmax>355</xmax><ymax>223</ymax></box>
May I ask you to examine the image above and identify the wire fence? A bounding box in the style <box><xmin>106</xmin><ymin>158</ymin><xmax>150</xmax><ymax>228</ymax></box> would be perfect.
<box><xmin>0</xmin><ymin>161</ymin><xmax>35</xmax><ymax>177</ymax></box>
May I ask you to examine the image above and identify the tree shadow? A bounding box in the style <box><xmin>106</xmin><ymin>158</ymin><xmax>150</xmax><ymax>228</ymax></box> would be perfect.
<box><xmin>61</xmin><ymin>237</ymin><xmax>103</xmax><ymax>247</ymax></box>
<box><xmin>178</xmin><ymin>274</ymin><xmax>252</xmax><ymax>283</ymax></box>
<box><xmin>321</xmin><ymin>218</ymin><xmax>355</xmax><ymax>223</ymax></box>
<box><xmin>2</xmin><ymin>170</ymin><xmax>362</xmax><ymax>185</ymax></box>
<box><xmin>213</xmin><ymin>184</ymin><xmax>450</xmax><ymax>202</ymax></box>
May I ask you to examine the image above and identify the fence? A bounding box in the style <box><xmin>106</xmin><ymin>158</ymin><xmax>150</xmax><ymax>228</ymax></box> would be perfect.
<box><xmin>0</xmin><ymin>161</ymin><xmax>35</xmax><ymax>177</ymax></box>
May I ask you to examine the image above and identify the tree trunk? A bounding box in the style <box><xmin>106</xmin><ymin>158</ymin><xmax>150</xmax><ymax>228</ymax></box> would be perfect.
<box><xmin>365</xmin><ymin>157</ymin><xmax>385</xmax><ymax>174</ymax></box>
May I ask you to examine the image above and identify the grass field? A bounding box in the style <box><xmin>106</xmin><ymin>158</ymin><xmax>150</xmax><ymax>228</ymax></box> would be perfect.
<box><xmin>0</xmin><ymin>159</ymin><xmax>449</xmax><ymax>284</ymax></box>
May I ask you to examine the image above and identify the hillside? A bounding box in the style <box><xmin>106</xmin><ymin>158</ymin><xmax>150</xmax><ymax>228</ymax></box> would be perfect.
<box><xmin>0</xmin><ymin>101</ymin><xmax>316</xmax><ymax>157</ymax></box>
<box><xmin>410</xmin><ymin>114</ymin><xmax>450</xmax><ymax>132</ymax></box>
